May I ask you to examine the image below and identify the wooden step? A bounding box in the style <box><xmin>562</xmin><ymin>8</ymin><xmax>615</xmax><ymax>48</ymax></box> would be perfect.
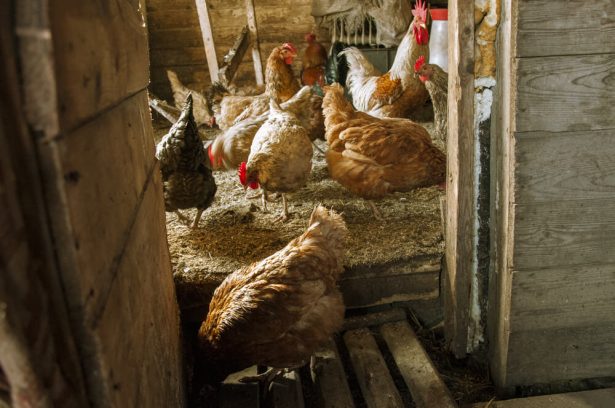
<box><xmin>310</xmin><ymin>339</ymin><xmax>354</xmax><ymax>408</ymax></box>
<box><xmin>380</xmin><ymin>321</ymin><xmax>457</xmax><ymax>408</ymax></box>
<box><xmin>469</xmin><ymin>387</ymin><xmax>615</xmax><ymax>408</ymax></box>
<box><xmin>343</xmin><ymin>328</ymin><xmax>405</xmax><ymax>408</ymax></box>
<box><xmin>270</xmin><ymin>369</ymin><xmax>304</xmax><ymax>408</ymax></box>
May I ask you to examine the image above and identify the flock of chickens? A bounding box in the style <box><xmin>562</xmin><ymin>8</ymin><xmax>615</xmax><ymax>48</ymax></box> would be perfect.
<box><xmin>154</xmin><ymin>0</ymin><xmax>449</xmax><ymax>401</ymax></box>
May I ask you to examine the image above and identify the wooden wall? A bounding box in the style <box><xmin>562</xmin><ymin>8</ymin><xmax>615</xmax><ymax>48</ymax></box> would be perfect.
<box><xmin>489</xmin><ymin>0</ymin><xmax>615</xmax><ymax>391</ymax></box>
<box><xmin>147</xmin><ymin>0</ymin><xmax>330</xmax><ymax>100</ymax></box>
<box><xmin>13</xmin><ymin>0</ymin><xmax>184</xmax><ymax>405</ymax></box>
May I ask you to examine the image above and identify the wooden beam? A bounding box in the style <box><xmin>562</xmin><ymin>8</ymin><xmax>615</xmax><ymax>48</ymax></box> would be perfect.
<box><xmin>245</xmin><ymin>0</ymin><xmax>264</xmax><ymax>85</ymax></box>
<box><xmin>218</xmin><ymin>25</ymin><xmax>250</xmax><ymax>86</ymax></box>
<box><xmin>195</xmin><ymin>0</ymin><xmax>219</xmax><ymax>83</ymax></box>
<box><xmin>444</xmin><ymin>0</ymin><xmax>475</xmax><ymax>358</ymax></box>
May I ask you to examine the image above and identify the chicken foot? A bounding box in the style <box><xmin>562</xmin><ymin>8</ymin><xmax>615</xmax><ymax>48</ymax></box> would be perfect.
<box><xmin>175</xmin><ymin>210</ymin><xmax>190</xmax><ymax>223</ymax></box>
<box><xmin>192</xmin><ymin>209</ymin><xmax>204</xmax><ymax>229</ymax></box>
<box><xmin>367</xmin><ymin>201</ymin><xmax>384</xmax><ymax>221</ymax></box>
<box><xmin>274</xmin><ymin>194</ymin><xmax>290</xmax><ymax>222</ymax></box>
<box><xmin>239</xmin><ymin>367</ymin><xmax>283</xmax><ymax>385</ymax></box>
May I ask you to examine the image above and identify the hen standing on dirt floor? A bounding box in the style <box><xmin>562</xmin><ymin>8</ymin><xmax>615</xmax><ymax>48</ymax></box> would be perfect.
<box><xmin>340</xmin><ymin>0</ymin><xmax>430</xmax><ymax>119</ymax></box>
<box><xmin>238</xmin><ymin>100</ymin><xmax>313</xmax><ymax>222</ymax></box>
<box><xmin>415</xmin><ymin>55</ymin><xmax>449</xmax><ymax>150</ymax></box>
<box><xmin>322</xmin><ymin>83</ymin><xmax>445</xmax><ymax>220</ymax></box>
<box><xmin>155</xmin><ymin>94</ymin><xmax>217</xmax><ymax>229</ymax></box>
<box><xmin>194</xmin><ymin>205</ymin><xmax>347</xmax><ymax>394</ymax></box>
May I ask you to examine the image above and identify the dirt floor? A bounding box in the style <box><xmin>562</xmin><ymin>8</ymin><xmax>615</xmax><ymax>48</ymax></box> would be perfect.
<box><xmin>153</xmin><ymin>114</ymin><xmax>445</xmax><ymax>315</ymax></box>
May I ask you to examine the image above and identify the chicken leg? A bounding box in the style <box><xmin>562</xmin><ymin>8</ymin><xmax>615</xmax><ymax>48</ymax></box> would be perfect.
<box><xmin>274</xmin><ymin>194</ymin><xmax>290</xmax><ymax>222</ymax></box>
<box><xmin>368</xmin><ymin>201</ymin><xmax>384</xmax><ymax>221</ymax></box>
<box><xmin>192</xmin><ymin>209</ymin><xmax>204</xmax><ymax>229</ymax></box>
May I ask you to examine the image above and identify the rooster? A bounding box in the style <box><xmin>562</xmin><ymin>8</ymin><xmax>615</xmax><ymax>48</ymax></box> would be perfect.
<box><xmin>214</xmin><ymin>43</ymin><xmax>301</xmax><ymax>130</ymax></box>
<box><xmin>301</xmin><ymin>33</ymin><xmax>327</xmax><ymax>91</ymax></box>
<box><xmin>156</xmin><ymin>94</ymin><xmax>217</xmax><ymax>228</ymax></box>
<box><xmin>195</xmin><ymin>205</ymin><xmax>347</xmax><ymax>388</ymax></box>
<box><xmin>415</xmin><ymin>56</ymin><xmax>449</xmax><ymax>149</ymax></box>
<box><xmin>238</xmin><ymin>100</ymin><xmax>313</xmax><ymax>222</ymax></box>
<box><xmin>323</xmin><ymin>83</ymin><xmax>445</xmax><ymax>219</ymax></box>
<box><xmin>340</xmin><ymin>0</ymin><xmax>430</xmax><ymax>119</ymax></box>
<box><xmin>206</xmin><ymin>86</ymin><xmax>321</xmax><ymax>170</ymax></box>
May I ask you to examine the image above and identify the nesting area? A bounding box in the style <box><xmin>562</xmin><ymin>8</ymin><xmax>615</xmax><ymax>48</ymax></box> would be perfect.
<box><xmin>153</xmin><ymin>120</ymin><xmax>445</xmax><ymax>320</ymax></box>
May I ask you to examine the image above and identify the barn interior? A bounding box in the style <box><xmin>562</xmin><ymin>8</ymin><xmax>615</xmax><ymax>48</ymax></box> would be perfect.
<box><xmin>2</xmin><ymin>0</ymin><xmax>615</xmax><ymax>408</ymax></box>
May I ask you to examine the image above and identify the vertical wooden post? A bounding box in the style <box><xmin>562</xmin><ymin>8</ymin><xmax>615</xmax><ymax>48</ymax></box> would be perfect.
<box><xmin>444</xmin><ymin>0</ymin><xmax>475</xmax><ymax>358</ymax></box>
<box><xmin>195</xmin><ymin>0</ymin><xmax>219</xmax><ymax>83</ymax></box>
<box><xmin>245</xmin><ymin>0</ymin><xmax>264</xmax><ymax>85</ymax></box>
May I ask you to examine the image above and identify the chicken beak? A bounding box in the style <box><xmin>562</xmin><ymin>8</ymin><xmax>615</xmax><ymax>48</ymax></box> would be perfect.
<box><xmin>420</xmin><ymin>23</ymin><xmax>427</xmax><ymax>29</ymax></box>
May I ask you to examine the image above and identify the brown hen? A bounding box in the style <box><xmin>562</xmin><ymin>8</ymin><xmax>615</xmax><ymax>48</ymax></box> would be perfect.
<box><xmin>214</xmin><ymin>43</ymin><xmax>301</xmax><ymax>130</ymax></box>
<box><xmin>196</xmin><ymin>205</ymin><xmax>347</xmax><ymax>386</ymax></box>
<box><xmin>323</xmin><ymin>83</ymin><xmax>445</xmax><ymax>219</ymax></box>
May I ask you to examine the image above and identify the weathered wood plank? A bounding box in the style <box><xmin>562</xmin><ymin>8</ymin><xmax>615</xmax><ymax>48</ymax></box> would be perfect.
<box><xmin>310</xmin><ymin>339</ymin><xmax>354</xmax><ymax>408</ymax></box>
<box><xmin>93</xmin><ymin>169</ymin><xmax>184</xmax><ymax>407</ymax></box>
<box><xmin>48</xmin><ymin>0</ymin><xmax>149</xmax><ymax>132</ymax></box>
<box><xmin>516</xmin><ymin>0</ymin><xmax>615</xmax><ymax>58</ymax></box>
<box><xmin>513</xmin><ymin>199</ymin><xmax>615</xmax><ymax>270</ymax></box>
<box><xmin>219</xmin><ymin>366</ymin><xmax>260</xmax><ymax>408</ymax></box>
<box><xmin>516</xmin><ymin>54</ymin><xmax>615</xmax><ymax>133</ymax></box>
<box><xmin>506</xmin><ymin>324</ymin><xmax>615</xmax><ymax>385</ymax></box>
<box><xmin>218</xmin><ymin>26</ymin><xmax>250</xmax><ymax>85</ymax></box>
<box><xmin>340</xmin><ymin>270</ymin><xmax>439</xmax><ymax>309</ymax></box>
<box><xmin>271</xmin><ymin>369</ymin><xmax>304</xmax><ymax>408</ymax></box>
<box><xmin>509</xmin><ymin>264</ymin><xmax>615</xmax><ymax>331</ymax></box>
<box><xmin>444</xmin><ymin>0</ymin><xmax>476</xmax><ymax>358</ymax></box>
<box><xmin>514</xmin><ymin>129</ymin><xmax>615</xmax><ymax>204</ymax></box>
<box><xmin>53</xmin><ymin>90</ymin><xmax>156</xmax><ymax>316</ymax></box>
<box><xmin>245</xmin><ymin>0</ymin><xmax>264</xmax><ymax>85</ymax></box>
<box><xmin>195</xmin><ymin>0</ymin><xmax>219</xmax><ymax>82</ymax></box>
<box><xmin>380</xmin><ymin>321</ymin><xmax>456</xmax><ymax>408</ymax></box>
<box><xmin>471</xmin><ymin>388</ymin><xmax>615</xmax><ymax>408</ymax></box>
<box><xmin>487</xmin><ymin>0</ymin><xmax>516</xmax><ymax>392</ymax></box>
<box><xmin>343</xmin><ymin>328</ymin><xmax>404</xmax><ymax>408</ymax></box>
<box><xmin>343</xmin><ymin>308</ymin><xmax>406</xmax><ymax>332</ymax></box>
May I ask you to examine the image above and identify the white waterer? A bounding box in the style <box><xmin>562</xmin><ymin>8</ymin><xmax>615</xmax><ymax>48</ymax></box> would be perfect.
<box><xmin>428</xmin><ymin>8</ymin><xmax>448</xmax><ymax>72</ymax></box>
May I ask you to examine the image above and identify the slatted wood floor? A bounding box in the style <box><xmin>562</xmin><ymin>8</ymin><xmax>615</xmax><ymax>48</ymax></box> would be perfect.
<box><xmin>215</xmin><ymin>307</ymin><xmax>457</xmax><ymax>408</ymax></box>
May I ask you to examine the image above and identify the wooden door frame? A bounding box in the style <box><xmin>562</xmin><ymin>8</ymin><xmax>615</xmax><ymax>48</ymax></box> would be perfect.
<box><xmin>443</xmin><ymin>0</ymin><xmax>476</xmax><ymax>358</ymax></box>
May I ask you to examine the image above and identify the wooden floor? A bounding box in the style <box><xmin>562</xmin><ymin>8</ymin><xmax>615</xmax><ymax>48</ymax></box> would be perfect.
<box><xmin>468</xmin><ymin>388</ymin><xmax>615</xmax><ymax>408</ymax></box>
<box><xmin>215</xmin><ymin>308</ymin><xmax>456</xmax><ymax>408</ymax></box>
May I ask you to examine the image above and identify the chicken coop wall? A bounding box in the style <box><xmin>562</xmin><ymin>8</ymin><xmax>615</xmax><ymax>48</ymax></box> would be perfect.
<box><xmin>10</xmin><ymin>0</ymin><xmax>184</xmax><ymax>405</ymax></box>
<box><xmin>147</xmin><ymin>0</ymin><xmax>330</xmax><ymax>100</ymax></box>
<box><xmin>488</xmin><ymin>0</ymin><xmax>615</xmax><ymax>392</ymax></box>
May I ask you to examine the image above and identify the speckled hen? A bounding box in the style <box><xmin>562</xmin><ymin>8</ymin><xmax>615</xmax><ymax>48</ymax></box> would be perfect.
<box><xmin>155</xmin><ymin>94</ymin><xmax>217</xmax><ymax>228</ymax></box>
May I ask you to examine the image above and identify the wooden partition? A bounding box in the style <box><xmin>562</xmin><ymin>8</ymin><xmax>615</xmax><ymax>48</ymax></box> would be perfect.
<box><xmin>7</xmin><ymin>0</ymin><xmax>185</xmax><ymax>405</ymax></box>
<box><xmin>489</xmin><ymin>0</ymin><xmax>615</xmax><ymax>391</ymax></box>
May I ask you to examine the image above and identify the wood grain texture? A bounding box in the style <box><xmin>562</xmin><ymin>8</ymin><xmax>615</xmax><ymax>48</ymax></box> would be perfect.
<box><xmin>509</xmin><ymin>264</ymin><xmax>615</xmax><ymax>332</ymax></box>
<box><xmin>343</xmin><ymin>329</ymin><xmax>404</xmax><ymax>408</ymax></box>
<box><xmin>506</xmin><ymin>324</ymin><xmax>615</xmax><ymax>385</ymax></box>
<box><xmin>195</xmin><ymin>0</ymin><xmax>219</xmax><ymax>81</ymax></box>
<box><xmin>444</xmin><ymin>0</ymin><xmax>475</xmax><ymax>358</ymax></box>
<box><xmin>516</xmin><ymin>54</ymin><xmax>615</xmax><ymax>133</ymax></box>
<box><xmin>514</xmin><ymin>129</ymin><xmax>615</xmax><ymax>204</ymax></box>
<box><xmin>516</xmin><ymin>0</ymin><xmax>615</xmax><ymax>57</ymax></box>
<box><xmin>380</xmin><ymin>321</ymin><xmax>457</xmax><ymax>408</ymax></box>
<box><xmin>310</xmin><ymin>340</ymin><xmax>354</xmax><ymax>408</ymax></box>
<box><xmin>513</xmin><ymin>199</ymin><xmax>615</xmax><ymax>270</ymax></box>
<box><xmin>470</xmin><ymin>388</ymin><xmax>615</xmax><ymax>408</ymax></box>
<box><xmin>55</xmin><ymin>91</ymin><xmax>156</xmax><ymax>316</ymax></box>
<box><xmin>48</xmin><ymin>0</ymin><xmax>149</xmax><ymax>132</ymax></box>
<box><xmin>94</xmin><ymin>170</ymin><xmax>184</xmax><ymax>407</ymax></box>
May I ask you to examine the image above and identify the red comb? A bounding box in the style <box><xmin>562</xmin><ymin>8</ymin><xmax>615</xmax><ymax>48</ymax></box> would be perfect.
<box><xmin>412</xmin><ymin>0</ymin><xmax>428</xmax><ymax>22</ymax></box>
<box><xmin>282</xmin><ymin>42</ymin><xmax>297</xmax><ymax>54</ymax></box>
<box><xmin>207</xmin><ymin>144</ymin><xmax>216</xmax><ymax>168</ymax></box>
<box><xmin>414</xmin><ymin>55</ymin><xmax>426</xmax><ymax>72</ymax></box>
<box><xmin>238</xmin><ymin>162</ymin><xmax>259</xmax><ymax>189</ymax></box>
